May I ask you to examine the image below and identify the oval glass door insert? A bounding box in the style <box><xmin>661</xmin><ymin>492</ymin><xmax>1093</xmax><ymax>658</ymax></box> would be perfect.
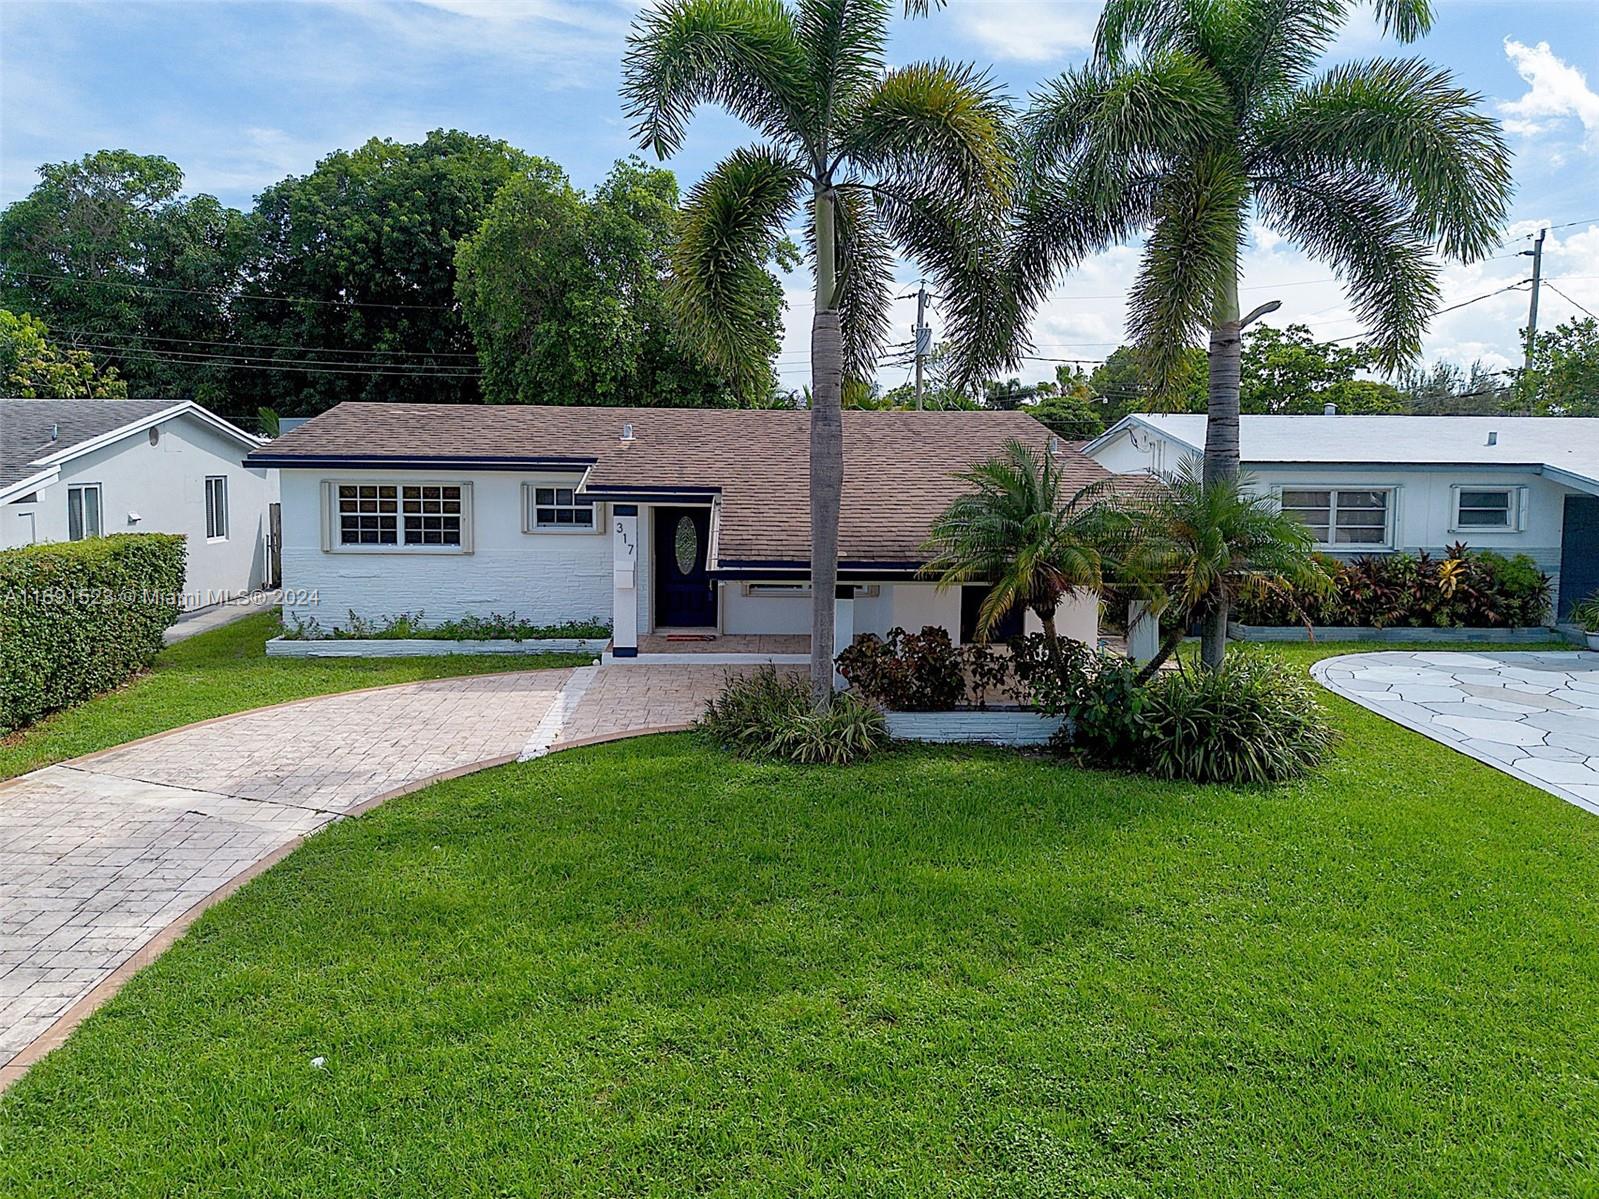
<box><xmin>674</xmin><ymin>514</ymin><xmax>698</xmax><ymax>575</ymax></box>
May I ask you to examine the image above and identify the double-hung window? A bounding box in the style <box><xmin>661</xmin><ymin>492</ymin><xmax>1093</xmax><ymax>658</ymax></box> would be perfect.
<box><xmin>67</xmin><ymin>484</ymin><xmax>102</xmax><ymax>541</ymax></box>
<box><xmin>525</xmin><ymin>483</ymin><xmax>595</xmax><ymax>530</ymax></box>
<box><xmin>1280</xmin><ymin>488</ymin><xmax>1393</xmax><ymax>549</ymax></box>
<box><xmin>332</xmin><ymin>482</ymin><xmax>467</xmax><ymax>549</ymax></box>
<box><xmin>1453</xmin><ymin>486</ymin><xmax>1518</xmax><ymax>531</ymax></box>
<box><xmin>205</xmin><ymin>476</ymin><xmax>228</xmax><ymax>540</ymax></box>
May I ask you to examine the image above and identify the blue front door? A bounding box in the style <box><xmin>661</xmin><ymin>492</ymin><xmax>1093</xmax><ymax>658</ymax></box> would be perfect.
<box><xmin>655</xmin><ymin>507</ymin><xmax>717</xmax><ymax>627</ymax></box>
<box><xmin>1558</xmin><ymin>496</ymin><xmax>1599</xmax><ymax>618</ymax></box>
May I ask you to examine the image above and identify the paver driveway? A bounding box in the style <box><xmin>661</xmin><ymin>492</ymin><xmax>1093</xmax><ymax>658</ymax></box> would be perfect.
<box><xmin>0</xmin><ymin>662</ymin><xmax>747</xmax><ymax>1082</ymax></box>
<box><xmin>1312</xmin><ymin>651</ymin><xmax>1599</xmax><ymax>815</ymax></box>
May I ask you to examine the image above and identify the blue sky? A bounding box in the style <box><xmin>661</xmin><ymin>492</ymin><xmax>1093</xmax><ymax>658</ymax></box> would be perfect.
<box><xmin>3</xmin><ymin>0</ymin><xmax>1596</xmax><ymax>394</ymax></box>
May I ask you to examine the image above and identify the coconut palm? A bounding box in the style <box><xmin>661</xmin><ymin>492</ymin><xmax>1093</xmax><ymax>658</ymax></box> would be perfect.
<box><xmin>923</xmin><ymin>439</ymin><xmax>1121</xmax><ymax>649</ymax></box>
<box><xmin>1122</xmin><ymin>457</ymin><xmax>1330</xmax><ymax>677</ymax></box>
<box><xmin>622</xmin><ymin>0</ymin><xmax>1013</xmax><ymax>706</ymax></box>
<box><xmin>1006</xmin><ymin>0</ymin><xmax>1511</xmax><ymax>665</ymax></box>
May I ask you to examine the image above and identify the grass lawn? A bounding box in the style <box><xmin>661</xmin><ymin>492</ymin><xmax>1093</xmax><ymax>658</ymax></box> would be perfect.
<box><xmin>2</xmin><ymin>643</ymin><xmax>1596</xmax><ymax>1195</ymax></box>
<box><xmin>0</xmin><ymin>612</ymin><xmax>593</xmax><ymax>782</ymax></box>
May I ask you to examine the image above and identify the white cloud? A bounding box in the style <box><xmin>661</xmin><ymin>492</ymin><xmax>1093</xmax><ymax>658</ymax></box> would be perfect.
<box><xmin>952</xmin><ymin>0</ymin><xmax>1099</xmax><ymax>64</ymax></box>
<box><xmin>1499</xmin><ymin>39</ymin><xmax>1599</xmax><ymax>147</ymax></box>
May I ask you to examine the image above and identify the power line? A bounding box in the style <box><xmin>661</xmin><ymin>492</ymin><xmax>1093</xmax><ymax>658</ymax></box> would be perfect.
<box><xmin>1325</xmin><ymin>280</ymin><xmax>1531</xmax><ymax>344</ymax></box>
<box><xmin>68</xmin><ymin>343</ymin><xmax>483</xmax><ymax>378</ymax></box>
<box><xmin>2</xmin><ymin>268</ymin><xmax>456</xmax><ymax>311</ymax></box>
<box><xmin>47</xmin><ymin>325</ymin><xmax>481</xmax><ymax>359</ymax></box>
<box><xmin>1544</xmin><ymin>281</ymin><xmax>1597</xmax><ymax>320</ymax></box>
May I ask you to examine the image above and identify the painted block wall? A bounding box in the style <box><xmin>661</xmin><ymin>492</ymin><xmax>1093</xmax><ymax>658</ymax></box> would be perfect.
<box><xmin>278</xmin><ymin>468</ymin><xmax>611</xmax><ymax>631</ymax></box>
<box><xmin>0</xmin><ymin>413</ymin><xmax>276</xmax><ymax>606</ymax></box>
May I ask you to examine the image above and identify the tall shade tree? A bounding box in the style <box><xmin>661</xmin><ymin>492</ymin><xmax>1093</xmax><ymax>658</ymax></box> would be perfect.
<box><xmin>623</xmin><ymin>0</ymin><xmax>1013</xmax><ymax>705</ymax></box>
<box><xmin>923</xmin><ymin>439</ymin><xmax>1117</xmax><ymax>649</ymax></box>
<box><xmin>1007</xmin><ymin>0</ymin><xmax>1511</xmax><ymax>665</ymax></box>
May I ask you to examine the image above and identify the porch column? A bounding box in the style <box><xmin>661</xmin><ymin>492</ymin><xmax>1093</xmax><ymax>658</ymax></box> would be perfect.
<box><xmin>833</xmin><ymin>585</ymin><xmax>855</xmax><ymax>690</ymax></box>
<box><xmin>612</xmin><ymin>505</ymin><xmax>639</xmax><ymax>657</ymax></box>
<box><xmin>1126</xmin><ymin>600</ymin><xmax>1158</xmax><ymax>666</ymax></box>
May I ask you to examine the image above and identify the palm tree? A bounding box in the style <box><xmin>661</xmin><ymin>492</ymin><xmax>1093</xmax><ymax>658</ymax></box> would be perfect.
<box><xmin>623</xmin><ymin>0</ymin><xmax>1012</xmax><ymax>707</ymax></box>
<box><xmin>922</xmin><ymin>439</ymin><xmax>1119</xmax><ymax>649</ymax></box>
<box><xmin>1006</xmin><ymin>0</ymin><xmax>1511</xmax><ymax>665</ymax></box>
<box><xmin>1121</xmin><ymin>458</ymin><xmax>1329</xmax><ymax>677</ymax></box>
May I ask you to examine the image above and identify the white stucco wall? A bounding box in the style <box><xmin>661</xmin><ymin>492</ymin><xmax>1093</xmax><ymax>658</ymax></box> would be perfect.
<box><xmin>0</xmin><ymin>412</ymin><xmax>276</xmax><ymax>606</ymax></box>
<box><xmin>278</xmin><ymin>468</ymin><xmax>611</xmax><ymax>632</ymax></box>
<box><xmin>721</xmin><ymin>583</ymin><xmax>812</xmax><ymax>635</ymax></box>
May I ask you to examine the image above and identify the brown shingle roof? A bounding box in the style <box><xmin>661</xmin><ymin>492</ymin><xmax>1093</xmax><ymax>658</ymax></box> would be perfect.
<box><xmin>253</xmin><ymin>402</ymin><xmax>1115</xmax><ymax>566</ymax></box>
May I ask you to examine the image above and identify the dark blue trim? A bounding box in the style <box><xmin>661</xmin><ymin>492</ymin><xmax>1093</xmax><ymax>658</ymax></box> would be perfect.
<box><xmin>613</xmin><ymin>504</ymin><xmax>638</xmax><ymax>516</ymax></box>
<box><xmin>611</xmin><ymin>645</ymin><xmax>639</xmax><ymax>658</ymax></box>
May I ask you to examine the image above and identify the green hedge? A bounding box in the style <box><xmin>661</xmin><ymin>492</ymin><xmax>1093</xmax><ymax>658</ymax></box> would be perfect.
<box><xmin>0</xmin><ymin>534</ymin><xmax>187</xmax><ymax>734</ymax></box>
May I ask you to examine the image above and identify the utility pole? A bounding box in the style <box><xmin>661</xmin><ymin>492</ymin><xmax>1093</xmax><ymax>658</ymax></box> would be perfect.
<box><xmin>1520</xmin><ymin>226</ymin><xmax>1546</xmax><ymax>415</ymax></box>
<box><xmin>913</xmin><ymin>280</ymin><xmax>930</xmax><ymax>410</ymax></box>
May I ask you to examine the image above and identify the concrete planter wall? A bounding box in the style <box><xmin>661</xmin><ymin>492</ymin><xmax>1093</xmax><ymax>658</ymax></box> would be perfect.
<box><xmin>266</xmin><ymin>636</ymin><xmax>608</xmax><ymax>658</ymax></box>
<box><xmin>1229</xmin><ymin>622</ymin><xmax>1557</xmax><ymax>645</ymax></box>
<box><xmin>884</xmin><ymin>709</ymin><xmax>1067</xmax><ymax>746</ymax></box>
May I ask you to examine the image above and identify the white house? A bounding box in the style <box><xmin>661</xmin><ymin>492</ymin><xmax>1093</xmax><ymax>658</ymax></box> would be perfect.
<box><xmin>1083</xmin><ymin>413</ymin><xmax>1599</xmax><ymax>620</ymax></box>
<box><xmin>246</xmin><ymin>402</ymin><xmax>1109</xmax><ymax>655</ymax></box>
<box><xmin>0</xmin><ymin>399</ymin><xmax>279</xmax><ymax>607</ymax></box>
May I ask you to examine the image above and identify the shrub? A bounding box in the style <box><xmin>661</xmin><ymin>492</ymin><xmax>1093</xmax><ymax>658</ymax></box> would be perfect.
<box><xmin>1135</xmin><ymin>655</ymin><xmax>1333</xmax><ymax>784</ymax></box>
<box><xmin>281</xmin><ymin>611</ymin><xmax>610</xmax><ymax>641</ymax></box>
<box><xmin>0</xmin><ymin>533</ymin><xmax>186</xmax><ymax>733</ymax></box>
<box><xmin>1009</xmin><ymin>635</ymin><xmax>1149</xmax><ymax>760</ymax></box>
<box><xmin>1232</xmin><ymin>546</ymin><xmax>1551</xmax><ymax>629</ymax></box>
<box><xmin>835</xmin><ymin>626</ymin><xmax>965</xmax><ymax>710</ymax></box>
<box><xmin>698</xmin><ymin>667</ymin><xmax>888</xmax><ymax>765</ymax></box>
<box><xmin>1570</xmin><ymin>592</ymin><xmax>1599</xmax><ymax>633</ymax></box>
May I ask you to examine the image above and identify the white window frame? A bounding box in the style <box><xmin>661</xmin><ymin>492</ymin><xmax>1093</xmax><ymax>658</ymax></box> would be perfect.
<box><xmin>1450</xmin><ymin>484</ymin><xmax>1523</xmax><ymax>534</ymax></box>
<box><xmin>67</xmin><ymin>483</ymin><xmax>102</xmax><ymax>541</ymax></box>
<box><xmin>204</xmin><ymin>475</ymin><xmax>228</xmax><ymax>541</ymax></box>
<box><xmin>522</xmin><ymin>481</ymin><xmax>600</xmax><ymax>534</ymax></box>
<box><xmin>321</xmin><ymin>480</ymin><xmax>474</xmax><ymax>554</ymax></box>
<box><xmin>1277</xmin><ymin>486</ymin><xmax>1397</xmax><ymax>551</ymax></box>
<box><xmin>743</xmin><ymin>582</ymin><xmax>811</xmax><ymax>597</ymax></box>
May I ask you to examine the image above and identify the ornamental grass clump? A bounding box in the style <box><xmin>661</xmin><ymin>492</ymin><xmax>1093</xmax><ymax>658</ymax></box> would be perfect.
<box><xmin>698</xmin><ymin>667</ymin><xmax>888</xmax><ymax>766</ymax></box>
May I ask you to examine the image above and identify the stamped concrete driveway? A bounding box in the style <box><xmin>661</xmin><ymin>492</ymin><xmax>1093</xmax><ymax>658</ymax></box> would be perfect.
<box><xmin>0</xmin><ymin>662</ymin><xmax>743</xmax><ymax>1083</ymax></box>
<box><xmin>1312</xmin><ymin>650</ymin><xmax>1599</xmax><ymax>815</ymax></box>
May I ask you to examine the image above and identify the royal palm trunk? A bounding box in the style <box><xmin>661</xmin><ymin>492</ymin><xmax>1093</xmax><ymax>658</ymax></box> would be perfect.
<box><xmin>1201</xmin><ymin>254</ymin><xmax>1243</xmax><ymax>670</ymax></box>
<box><xmin>809</xmin><ymin>190</ymin><xmax>843</xmax><ymax>708</ymax></box>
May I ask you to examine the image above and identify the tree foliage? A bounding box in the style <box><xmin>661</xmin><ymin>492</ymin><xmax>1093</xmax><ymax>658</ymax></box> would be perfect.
<box><xmin>1240</xmin><ymin>323</ymin><xmax>1405</xmax><ymax>413</ymax></box>
<box><xmin>457</xmin><ymin>158</ymin><xmax>784</xmax><ymax>406</ymax></box>
<box><xmin>0</xmin><ymin>309</ymin><xmax>127</xmax><ymax>398</ymax></box>
<box><xmin>0</xmin><ymin>150</ymin><xmax>250</xmax><ymax>404</ymax></box>
<box><xmin>1519</xmin><ymin>317</ymin><xmax>1599</xmax><ymax>416</ymax></box>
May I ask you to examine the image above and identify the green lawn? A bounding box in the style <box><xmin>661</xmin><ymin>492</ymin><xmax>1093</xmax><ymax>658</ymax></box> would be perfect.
<box><xmin>0</xmin><ymin>612</ymin><xmax>592</xmax><ymax>781</ymax></box>
<box><xmin>2</xmin><ymin>644</ymin><xmax>1596</xmax><ymax>1195</ymax></box>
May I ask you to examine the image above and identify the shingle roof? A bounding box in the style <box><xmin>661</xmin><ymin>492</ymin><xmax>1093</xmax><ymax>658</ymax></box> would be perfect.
<box><xmin>253</xmin><ymin>402</ymin><xmax>1116</xmax><ymax>566</ymax></box>
<box><xmin>0</xmin><ymin>399</ymin><xmax>181</xmax><ymax>490</ymax></box>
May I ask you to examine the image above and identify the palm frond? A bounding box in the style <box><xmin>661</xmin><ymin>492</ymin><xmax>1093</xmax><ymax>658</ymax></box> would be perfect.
<box><xmin>830</xmin><ymin>187</ymin><xmax>895</xmax><ymax>380</ymax></box>
<box><xmin>796</xmin><ymin>0</ymin><xmax>893</xmax><ymax>150</ymax></box>
<box><xmin>1254</xmin><ymin>171</ymin><xmax>1440</xmax><ymax>370</ymax></box>
<box><xmin>839</xmin><ymin>60</ymin><xmax>1015</xmax><ymax>207</ymax></box>
<box><xmin>1126</xmin><ymin>149</ymin><xmax>1248</xmax><ymax>396</ymax></box>
<box><xmin>623</xmin><ymin>0</ymin><xmax>811</xmax><ymax>160</ymax></box>
<box><xmin>1253</xmin><ymin>56</ymin><xmax>1511</xmax><ymax>260</ymax></box>
<box><xmin>1095</xmin><ymin>0</ymin><xmax>1200</xmax><ymax>67</ymax></box>
<box><xmin>670</xmin><ymin>145</ymin><xmax>804</xmax><ymax>394</ymax></box>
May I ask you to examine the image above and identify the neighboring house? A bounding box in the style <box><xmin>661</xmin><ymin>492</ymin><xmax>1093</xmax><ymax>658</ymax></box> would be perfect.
<box><xmin>1084</xmin><ymin>413</ymin><xmax>1599</xmax><ymax>619</ymax></box>
<box><xmin>246</xmin><ymin>402</ymin><xmax>1110</xmax><ymax>654</ymax></box>
<box><xmin>0</xmin><ymin>399</ymin><xmax>279</xmax><ymax>607</ymax></box>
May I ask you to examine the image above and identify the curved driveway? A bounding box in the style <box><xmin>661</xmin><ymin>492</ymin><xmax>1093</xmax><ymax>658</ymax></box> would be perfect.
<box><xmin>1313</xmin><ymin>650</ymin><xmax>1599</xmax><ymax>816</ymax></box>
<box><xmin>0</xmin><ymin>663</ymin><xmax>741</xmax><ymax>1083</ymax></box>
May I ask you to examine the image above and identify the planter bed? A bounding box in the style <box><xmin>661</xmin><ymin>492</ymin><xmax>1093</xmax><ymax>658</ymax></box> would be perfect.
<box><xmin>266</xmin><ymin>636</ymin><xmax>608</xmax><ymax>659</ymax></box>
<box><xmin>884</xmin><ymin>709</ymin><xmax>1067</xmax><ymax>746</ymax></box>
<box><xmin>1229</xmin><ymin>622</ymin><xmax>1559</xmax><ymax>645</ymax></box>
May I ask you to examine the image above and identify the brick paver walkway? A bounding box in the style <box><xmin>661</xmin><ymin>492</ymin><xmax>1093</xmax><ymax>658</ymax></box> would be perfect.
<box><xmin>1312</xmin><ymin>651</ymin><xmax>1599</xmax><ymax>816</ymax></box>
<box><xmin>0</xmin><ymin>662</ymin><xmax>754</xmax><ymax>1083</ymax></box>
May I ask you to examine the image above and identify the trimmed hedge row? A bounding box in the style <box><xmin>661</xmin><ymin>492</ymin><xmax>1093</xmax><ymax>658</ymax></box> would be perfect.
<box><xmin>0</xmin><ymin>534</ymin><xmax>186</xmax><ymax>733</ymax></box>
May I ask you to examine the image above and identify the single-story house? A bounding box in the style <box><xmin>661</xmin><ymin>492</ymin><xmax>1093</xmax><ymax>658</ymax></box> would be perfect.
<box><xmin>245</xmin><ymin>402</ymin><xmax>1110</xmax><ymax>655</ymax></box>
<box><xmin>0</xmin><ymin>399</ymin><xmax>279</xmax><ymax>607</ymax></box>
<box><xmin>1083</xmin><ymin>413</ymin><xmax>1599</xmax><ymax>619</ymax></box>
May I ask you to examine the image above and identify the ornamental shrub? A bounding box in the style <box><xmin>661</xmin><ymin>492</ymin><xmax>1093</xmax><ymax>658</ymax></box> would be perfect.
<box><xmin>835</xmin><ymin>626</ymin><xmax>966</xmax><ymax>710</ymax></box>
<box><xmin>697</xmin><ymin>666</ymin><xmax>888</xmax><ymax>765</ymax></box>
<box><xmin>0</xmin><ymin>533</ymin><xmax>186</xmax><ymax>733</ymax></box>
